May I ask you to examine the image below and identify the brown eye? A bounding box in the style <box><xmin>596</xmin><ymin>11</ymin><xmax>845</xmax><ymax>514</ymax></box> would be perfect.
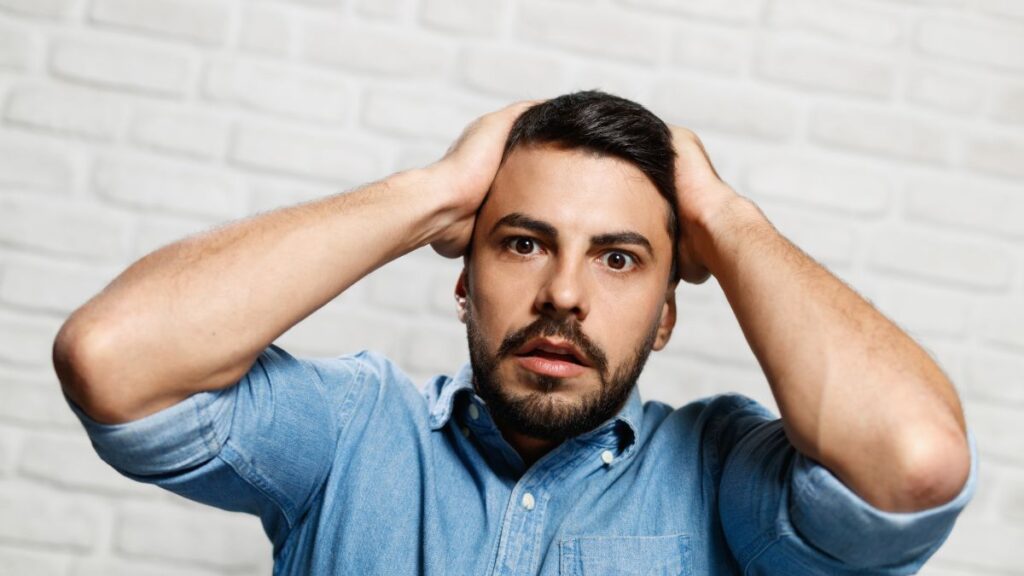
<box><xmin>601</xmin><ymin>251</ymin><xmax>636</xmax><ymax>271</ymax></box>
<box><xmin>513</xmin><ymin>238</ymin><xmax>535</xmax><ymax>255</ymax></box>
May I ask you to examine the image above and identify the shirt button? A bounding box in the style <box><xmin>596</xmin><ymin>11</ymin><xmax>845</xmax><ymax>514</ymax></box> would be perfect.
<box><xmin>522</xmin><ymin>492</ymin><xmax>535</xmax><ymax>511</ymax></box>
<box><xmin>601</xmin><ymin>450</ymin><xmax>614</xmax><ymax>465</ymax></box>
<box><xmin>468</xmin><ymin>403</ymin><xmax>480</xmax><ymax>421</ymax></box>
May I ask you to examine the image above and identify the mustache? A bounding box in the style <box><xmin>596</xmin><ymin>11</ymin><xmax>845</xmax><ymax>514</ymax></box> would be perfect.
<box><xmin>496</xmin><ymin>316</ymin><xmax>608</xmax><ymax>374</ymax></box>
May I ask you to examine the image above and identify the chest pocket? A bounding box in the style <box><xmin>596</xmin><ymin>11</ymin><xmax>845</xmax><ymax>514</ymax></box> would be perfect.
<box><xmin>559</xmin><ymin>534</ymin><xmax>693</xmax><ymax>576</ymax></box>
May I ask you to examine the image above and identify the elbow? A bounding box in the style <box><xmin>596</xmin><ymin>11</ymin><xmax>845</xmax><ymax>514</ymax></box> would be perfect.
<box><xmin>897</xmin><ymin>426</ymin><xmax>972</xmax><ymax>512</ymax></box>
<box><xmin>52</xmin><ymin>315</ymin><xmax>136</xmax><ymax>424</ymax></box>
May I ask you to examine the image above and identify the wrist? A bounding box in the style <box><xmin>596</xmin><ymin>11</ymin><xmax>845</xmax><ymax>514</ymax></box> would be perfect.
<box><xmin>687</xmin><ymin>192</ymin><xmax>766</xmax><ymax>277</ymax></box>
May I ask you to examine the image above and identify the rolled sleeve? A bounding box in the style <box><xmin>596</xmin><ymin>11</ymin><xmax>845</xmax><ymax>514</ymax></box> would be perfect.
<box><xmin>716</xmin><ymin>395</ymin><xmax>978</xmax><ymax>574</ymax></box>
<box><xmin>62</xmin><ymin>344</ymin><xmax>367</xmax><ymax>544</ymax></box>
<box><xmin>788</xmin><ymin>427</ymin><xmax>978</xmax><ymax>569</ymax></box>
<box><xmin>63</xmin><ymin>385</ymin><xmax>234</xmax><ymax>476</ymax></box>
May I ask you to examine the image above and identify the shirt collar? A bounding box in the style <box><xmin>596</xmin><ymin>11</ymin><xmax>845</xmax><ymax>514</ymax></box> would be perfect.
<box><xmin>424</xmin><ymin>362</ymin><xmax>643</xmax><ymax>452</ymax></box>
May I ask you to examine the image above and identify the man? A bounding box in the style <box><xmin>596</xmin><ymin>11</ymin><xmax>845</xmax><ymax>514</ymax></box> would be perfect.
<box><xmin>54</xmin><ymin>90</ymin><xmax>977</xmax><ymax>574</ymax></box>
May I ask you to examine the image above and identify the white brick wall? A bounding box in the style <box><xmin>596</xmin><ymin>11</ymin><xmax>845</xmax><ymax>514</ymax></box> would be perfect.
<box><xmin>0</xmin><ymin>1</ymin><xmax>1020</xmax><ymax>574</ymax></box>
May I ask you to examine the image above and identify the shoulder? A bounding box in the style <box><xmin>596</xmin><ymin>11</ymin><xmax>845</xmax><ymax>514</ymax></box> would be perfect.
<box><xmin>643</xmin><ymin>392</ymin><xmax>777</xmax><ymax>434</ymax></box>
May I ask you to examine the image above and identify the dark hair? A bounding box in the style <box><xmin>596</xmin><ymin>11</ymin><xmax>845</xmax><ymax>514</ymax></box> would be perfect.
<box><xmin>494</xmin><ymin>89</ymin><xmax>679</xmax><ymax>282</ymax></box>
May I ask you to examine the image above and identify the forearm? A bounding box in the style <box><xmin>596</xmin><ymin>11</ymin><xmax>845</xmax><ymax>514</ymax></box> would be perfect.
<box><xmin>55</xmin><ymin>165</ymin><xmax>451</xmax><ymax>423</ymax></box>
<box><xmin>694</xmin><ymin>193</ymin><xmax>969</xmax><ymax>512</ymax></box>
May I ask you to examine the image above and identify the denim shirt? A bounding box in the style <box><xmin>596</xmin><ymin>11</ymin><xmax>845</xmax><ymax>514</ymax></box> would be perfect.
<box><xmin>66</xmin><ymin>344</ymin><xmax>978</xmax><ymax>575</ymax></box>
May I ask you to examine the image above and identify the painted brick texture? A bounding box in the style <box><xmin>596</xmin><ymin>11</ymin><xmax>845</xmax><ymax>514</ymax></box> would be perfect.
<box><xmin>0</xmin><ymin>1</ymin><xmax>1020</xmax><ymax>574</ymax></box>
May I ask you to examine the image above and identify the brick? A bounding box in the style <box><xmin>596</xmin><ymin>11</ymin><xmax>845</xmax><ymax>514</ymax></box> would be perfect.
<box><xmin>130</xmin><ymin>108</ymin><xmax>229</xmax><ymax>159</ymax></box>
<box><xmin>932</xmin><ymin>516</ymin><xmax>1024</xmax><ymax>571</ymax></box>
<box><xmin>275</xmin><ymin>308</ymin><xmax>406</xmax><ymax>360</ymax></box>
<box><xmin>964</xmin><ymin>348</ymin><xmax>1024</xmax><ymax>405</ymax></box>
<box><xmin>671</xmin><ymin>306</ymin><xmax>760</xmax><ymax>368</ymax></box>
<box><xmin>458</xmin><ymin>46</ymin><xmax>568</xmax><ymax>99</ymax></box>
<box><xmin>18</xmin><ymin>433</ymin><xmax>155</xmax><ymax>496</ymax></box>
<box><xmin>427</xmin><ymin>256</ymin><xmax>466</xmax><ymax>317</ymax></box>
<box><xmin>973</xmin><ymin>0</ymin><xmax>1024</xmax><ymax>19</ymax></box>
<box><xmin>115</xmin><ymin>501</ymin><xmax>269</xmax><ymax>568</ymax></box>
<box><xmin>0</xmin><ymin>372</ymin><xmax>81</xmax><ymax>430</ymax></box>
<box><xmin>993</xmin><ymin>464</ymin><xmax>1024</xmax><ymax>525</ymax></box>
<box><xmin>0</xmin><ymin>194</ymin><xmax>130</xmax><ymax>261</ymax></box>
<box><xmin>753</xmin><ymin>200</ymin><xmax>858</xmax><ymax>267</ymax></box>
<box><xmin>0</xmin><ymin>0</ymin><xmax>77</xmax><ymax>18</ymax></box>
<box><xmin>964</xmin><ymin>401</ymin><xmax>1024</xmax><ymax>464</ymax></box>
<box><xmin>230</xmin><ymin>122</ymin><xmax>385</xmax><ymax>184</ymax></box>
<box><xmin>651</xmin><ymin>78</ymin><xmax>798</xmax><ymax>140</ymax></box>
<box><xmin>638</xmin><ymin>355</ymin><xmax>722</xmax><ymax>409</ymax></box>
<box><xmin>572</xmin><ymin>64</ymin><xmax>651</xmax><ymax>104</ymax></box>
<box><xmin>618</xmin><ymin>0</ymin><xmax>763</xmax><ymax>23</ymax></box>
<box><xmin>93</xmin><ymin>155</ymin><xmax>245</xmax><ymax>220</ymax></box>
<box><xmin>238</xmin><ymin>3</ymin><xmax>291</xmax><ymax>56</ymax></box>
<box><xmin>0</xmin><ymin>547</ymin><xmax>66</xmax><ymax>576</ymax></box>
<box><xmin>50</xmin><ymin>34</ymin><xmax>194</xmax><ymax>96</ymax></box>
<box><xmin>361</xmin><ymin>85</ymin><xmax>483</xmax><ymax>140</ymax></box>
<box><xmin>5</xmin><ymin>83</ymin><xmax>127</xmax><ymax>140</ymax></box>
<box><xmin>743</xmin><ymin>154</ymin><xmax>891</xmax><ymax>216</ymax></box>
<box><xmin>871</xmin><ymin>279</ymin><xmax>971</xmax><ymax>339</ymax></box>
<box><xmin>0</xmin><ymin>135</ymin><xmax>74</xmax><ymax>192</ymax></box>
<box><xmin>0</xmin><ymin>256</ymin><xmax>118</xmax><ymax>314</ymax></box>
<box><xmin>756</xmin><ymin>35</ymin><xmax>894</xmax><ymax>98</ymax></box>
<box><xmin>0</xmin><ymin>312</ymin><xmax>62</xmax><ymax>368</ymax></box>
<box><xmin>991</xmin><ymin>82</ymin><xmax>1024</xmax><ymax>124</ymax></box>
<box><xmin>866</xmin><ymin>227</ymin><xmax>1012</xmax><ymax>290</ymax></box>
<box><xmin>0</xmin><ymin>426</ymin><xmax>15</xmax><ymax>476</ymax></box>
<box><xmin>516</xmin><ymin>1</ymin><xmax>662</xmax><ymax>64</ymax></box>
<box><xmin>394</xmin><ymin>140</ymin><xmax>448</xmax><ymax>174</ymax></box>
<box><xmin>245</xmin><ymin>178</ymin><xmax>335</xmax><ymax>216</ymax></box>
<box><xmin>204</xmin><ymin>57</ymin><xmax>351</xmax><ymax>122</ymax></box>
<box><xmin>0</xmin><ymin>18</ymin><xmax>38</xmax><ymax>71</ymax></box>
<box><xmin>904</xmin><ymin>176</ymin><xmax>1024</xmax><ymax>240</ymax></box>
<box><xmin>765</xmin><ymin>0</ymin><xmax>904</xmax><ymax>47</ymax></box>
<box><xmin>808</xmin><ymin>104</ymin><xmax>949</xmax><ymax>164</ymax></box>
<box><xmin>916</xmin><ymin>17</ymin><xmax>1024</xmax><ymax>73</ymax></box>
<box><xmin>129</xmin><ymin>213</ymin><xmax>215</xmax><ymax>259</ymax></box>
<box><xmin>0</xmin><ymin>482</ymin><xmax>103</xmax><ymax>550</ymax></box>
<box><xmin>69</xmin><ymin>559</ymin><xmax>223</xmax><ymax>576</ymax></box>
<box><xmin>90</xmin><ymin>0</ymin><xmax>231</xmax><ymax>45</ymax></box>
<box><xmin>669</xmin><ymin>21</ymin><xmax>748</xmax><ymax>75</ymax></box>
<box><xmin>420</xmin><ymin>0</ymin><xmax>506</xmax><ymax>35</ymax></box>
<box><xmin>976</xmin><ymin>297</ymin><xmax>1024</xmax><ymax>352</ymax></box>
<box><xmin>364</xmin><ymin>258</ymin><xmax>435</xmax><ymax>313</ymax></box>
<box><xmin>906</xmin><ymin>66</ymin><xmax>987</xmax><ymax>115</ymax></box>
<box><xmin>406</xmin><ymin>322</ymin><xmax>468</xmax><ymax>374</ymax></box>
<box><xmin>355</xmin><ymin>0</ymin><xmax>409</xmax><ymax>20</ymax></box>
<box><xmin>963</xmin><ymin>132</ymin><xmax>1024</xmax><ymax>179</ymax></box>
<box><xmin>300</xmin><ymin>20</ymin><xmax>452</xmax><ymax>78</ymax></box>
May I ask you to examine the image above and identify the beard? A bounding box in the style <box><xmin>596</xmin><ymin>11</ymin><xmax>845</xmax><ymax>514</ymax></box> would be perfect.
<box><xmin>465</xmin><ymin>305</ymin><xmax>660</xmax><ymax>443</ymax></box>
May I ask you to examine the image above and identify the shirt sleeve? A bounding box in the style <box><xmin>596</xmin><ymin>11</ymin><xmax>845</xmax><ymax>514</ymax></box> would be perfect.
<box><xmin>714</xmin><ymin>394</ymin><xmax>978</xmax><ymax>574</ymax></box>
<box><xmin>63</xmin><ymin>343</ymin><xmax>368</xmax><ymax>547</ymax></box>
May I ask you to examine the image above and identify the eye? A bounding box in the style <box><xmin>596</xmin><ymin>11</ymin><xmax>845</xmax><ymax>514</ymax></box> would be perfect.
<box><xmin>600</xmin><ymin>251</ymin><xmax>637</xmax><ymax>271</ymax></box>
<box><xmin>505</xmin><ymin>236</ymin><xmax>541</xmax><ymax>256</ymax></box>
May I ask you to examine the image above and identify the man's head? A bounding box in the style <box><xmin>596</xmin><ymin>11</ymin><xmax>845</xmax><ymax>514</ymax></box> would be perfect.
<box><xmin>455</xmin><ymin>89</ymin><xmax>680</xmax><ymax>445</ymax></box>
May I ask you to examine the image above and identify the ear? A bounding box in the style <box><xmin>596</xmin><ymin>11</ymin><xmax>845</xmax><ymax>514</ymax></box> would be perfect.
<box><xmin>454</xmin><ymin>267</ymin><xmax>469</xmax><ymax>324</ymax></box>
<box><xmin>652</xmin><ymin>284</ymin><xmax>677</xmax><ymax>351</ymax></box>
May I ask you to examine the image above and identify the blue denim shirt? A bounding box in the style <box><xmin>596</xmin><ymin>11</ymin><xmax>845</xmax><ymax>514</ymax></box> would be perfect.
<box><xmin>66</xmin><ymin>344</ymin><xmax>978</xmax><ymax>575</ymax></box>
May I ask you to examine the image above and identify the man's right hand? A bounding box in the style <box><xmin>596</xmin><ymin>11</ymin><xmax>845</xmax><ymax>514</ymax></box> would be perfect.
<box><xmin>427</xmin><ymin>99</ymin><xmax>544</xmax><ymax>258</ymax></box>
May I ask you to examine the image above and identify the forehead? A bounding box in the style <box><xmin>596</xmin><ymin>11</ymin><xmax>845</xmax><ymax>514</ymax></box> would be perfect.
<box><xmin>478</xmin><ymin>144</ymin><xmax>674</xmax><ymax>246</ymax></box>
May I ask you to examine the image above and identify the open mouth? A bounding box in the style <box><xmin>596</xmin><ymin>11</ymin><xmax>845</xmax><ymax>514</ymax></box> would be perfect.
<box><xmin>513</xmin><ymin>338</ymin><xmax>591</xmax><ymax>378</ymax></box>
<box><xmin>519</xmin><ymin>349</ymin><xmax>584</xmax><ymax>365</ymax></box>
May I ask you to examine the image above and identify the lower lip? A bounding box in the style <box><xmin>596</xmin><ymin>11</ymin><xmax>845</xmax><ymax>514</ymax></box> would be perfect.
<box><xmin>514</xmin><ymin>355</ymin><xmax>587</xmax><ymax>378</ymax></box>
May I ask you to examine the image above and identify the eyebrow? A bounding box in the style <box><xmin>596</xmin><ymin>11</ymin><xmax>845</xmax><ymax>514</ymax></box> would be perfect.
<box><xmin>490</xmin><ymin>212</ymin><xmax>655</xmax><ymax>259</ymax></box>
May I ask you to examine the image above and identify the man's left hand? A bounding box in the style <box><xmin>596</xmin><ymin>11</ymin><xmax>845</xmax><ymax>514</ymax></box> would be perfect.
<box><xmin>669</xmin><ymin>125</ymin><xmax>746</xmax><ymax>285</ymax></box>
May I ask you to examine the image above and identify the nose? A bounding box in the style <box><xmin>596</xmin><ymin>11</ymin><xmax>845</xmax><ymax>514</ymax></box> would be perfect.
<box><xmin>533</xmin><ymin>257</ymin><xmax>590</xmax><ymax>323</ymax></box>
